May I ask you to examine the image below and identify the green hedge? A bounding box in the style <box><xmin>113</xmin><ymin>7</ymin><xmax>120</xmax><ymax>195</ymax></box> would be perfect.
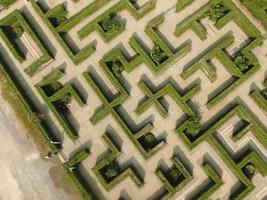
<box><xmin>176</xmin><ymin>0</ymin><xmax>195</xmax><ymax>12</ymax></box>
<box><xmin>0</xmin><ymin>0</ymin><xmax>16</xmax><ymax>7</ymax></box>
<box><xmin>240</xmin><ymin>0</ymin><xmax>267</xmax><ymax>30</ymax></box>
<box><xmin>67</xmin><ymin>148</ymin><xmax>90</xmax><ymax>167</ymax></box>
<box><xmin>78</xmin><ymin>0</ymin><xmax>156</xmax><ymax>41</ymax></box>
<box><xmin>93</xmin><ymin>133</ymin><xmax>143</xmax><ymax>190</ymax></box>
<box><xmin>0</xmin><ymin>58</ymin><xmax>58</xmax><ymax>153</ymax></box>
<box><xmin>156</xmin><ymin>155</ymin><xmax>192</xmax><ymax>197</ymax></box>
<box><xmin>176</xmin><ymin>0</ymin><xmax>263</xmax><ymax>109</ymax></box>
<box><xmin>0</xmin><ymin>10</ymin><xmax>53</xmax><ymax>76</ymax></box>
<box><xmin>36</xmin><ymin>69</ymin><xmax>85</xmax><ymax>140</ymax></box>
<box><xmin>176</xmin><ymin>104</ymin><xmax>267</xmax><ymax>199</ymax></box>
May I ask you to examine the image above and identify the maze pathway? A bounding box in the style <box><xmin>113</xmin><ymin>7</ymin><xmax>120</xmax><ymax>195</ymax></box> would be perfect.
<box><xmin>0</xmin><ymin>0</ymin><xmax>267</xmax><ymax>199</ymax></box>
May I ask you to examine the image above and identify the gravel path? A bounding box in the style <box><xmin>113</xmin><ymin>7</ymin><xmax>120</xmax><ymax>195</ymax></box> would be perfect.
<box><xmin>0</xmin><ymin>93</ymin><xmax>75</xmax><ymax>200</ymax></box>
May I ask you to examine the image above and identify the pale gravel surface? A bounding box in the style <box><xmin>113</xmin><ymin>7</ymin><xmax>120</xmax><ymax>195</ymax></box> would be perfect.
<box><xmin>0</xmin><ymin>92</ymin><xmax>74</xmax><ymax>200</ymax></box>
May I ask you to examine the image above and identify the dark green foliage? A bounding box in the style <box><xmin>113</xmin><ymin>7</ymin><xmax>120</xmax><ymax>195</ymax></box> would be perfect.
<box><xmin>186</xmin><ymin>115</ymin><xmax>201</xmax><ymax>137</ymax></box>
<box><xmin>234</xmin><ymin>54</ymin><xmax>253</xmax><ymax>73</ymax></box>
<box><xmin>54</xmin><ymin>95</ymin><xmax>72</xmax><ymax>117</ymax></box>
<box><xmin>100</xmin><ymin>14</ymin><xmax>122</xmax><ymax>33</ymax></box>
<box><xmin>110</xmin><ymin>60</ymin><xmax>125</xmax><ymax>77</ymax></box>
<box><xmin>102</xmin><ymin>161</ymin><xmax>120</xmax><ymax>182</ymax></box>
<box><xmin>150</xmin><ymin>44</ymin><xmax>167</xmax><ymax>65</ymax></box>
<box><xmin>242</xmin><ymin>163</ymin><xmax>256</xmax><ymax>179</ymax></box>
<box><xmin>207</xmin><ymin>3</ymin><xmax>229</xmax><ymax>22</ymax></box>
<box><xmin>41</xmin><ymin>81</ymin><xmax>63</xmax><ymax>97</ymax></box>
<box><xmin>139</xmin><ymin>133</ymin><xmax>157</xmax><ymax>151</ymax></box>
<box><xmin>11</xmin><ymin>22</ymin><xmax>23</xmax><ymax>38</ymax></box>
<box><xmin>45</xmin><ymin>4</ymin><xmax>68</xmax><ymax>27</ymax></box>
<box><xmin>168</xmin><ymin>167</ymin><xmax>183</xmax><ymax>187</ymax></box>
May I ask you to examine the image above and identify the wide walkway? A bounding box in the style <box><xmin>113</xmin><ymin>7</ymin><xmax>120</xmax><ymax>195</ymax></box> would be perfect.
<box><xmin>0</xmin><ymin>90</ymin><xmax>75</xmax><ymax>200</ymax></box>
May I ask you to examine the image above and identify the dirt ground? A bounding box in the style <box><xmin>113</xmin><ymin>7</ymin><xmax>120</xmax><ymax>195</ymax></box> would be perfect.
<box><xmin>0</xmin><ymin>90</ymin><xmax>78</xmax><ymax>200</ymax></box>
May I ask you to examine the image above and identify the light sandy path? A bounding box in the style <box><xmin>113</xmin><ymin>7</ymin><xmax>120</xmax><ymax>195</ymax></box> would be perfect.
<box><xmin>0</xmin><ymin>91</ymin><xmax>75</xmax><ymax>200</ymax></box>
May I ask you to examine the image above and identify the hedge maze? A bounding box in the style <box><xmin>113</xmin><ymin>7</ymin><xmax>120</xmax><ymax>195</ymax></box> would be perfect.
<box><xmin>0</xmin><ymin>0</ymin><xmax>267</xmax><ymax>199</ymax></box>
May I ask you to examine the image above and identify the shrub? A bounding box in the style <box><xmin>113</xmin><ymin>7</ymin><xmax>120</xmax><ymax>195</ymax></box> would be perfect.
<box><xmin>100</xmin><ymin>15</ymin><xmax>122</xmax><ymax>33</ymax></box>
<box><xmin>55</xmin><ymin>95</ymin><xmax>72</xmax><ymax>117</ymax></box>
<box><xmin>168</xmin><ymin>168</ymin><xmax>182</xmax><ymax>186</ymax></box>
<box><xmin>150</xmin><ymin>44</ymin><xmax>167</xmax><ymax>65</ymax></box>
<box><xmin>234</xmin><ymin>54</ymin><xmax>253</xmax><ymax>73</ymax></box>
<box><xmin>242</xmin><ymin>163</ymin><xmax>256</xmax><ymax>179</ymax></box>
<box><xmin>103</xmin><ymin>161</ymin><xmax>120</xmax><ymax>181</ymax></box>
<box><xmin>207</xmin><ymin>3</ymin><xmax>229</xmax><ymax>22</ymax></box>
<box><xmin>139</xmin><ymin>133</ymin><xmax>157</xmax><ymax>151</ymax></box>
<box><xmin>186</xmin><ymin>115</ymin><xmax>201</xmax><ymax>137</ymax></box>
<box><xmin>110</xmin><ymin>60</ymin><xmax>124</xmax><ymax>77</ymax></box>
<box><xmin>11</xmin><ymin>23</ymin><xmax>23</xmax><ymax>38</ymax></box>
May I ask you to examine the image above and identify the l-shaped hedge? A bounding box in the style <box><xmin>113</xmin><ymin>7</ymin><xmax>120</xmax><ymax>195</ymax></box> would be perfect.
<box><xmin>0</xmin><ymin>10</ymin><xmax>52</xmax><ymax>76</ymax></box>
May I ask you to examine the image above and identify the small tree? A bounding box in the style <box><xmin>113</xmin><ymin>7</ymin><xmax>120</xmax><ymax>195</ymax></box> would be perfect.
<box><xmin>150</xmin><ymin>44</ymin><xmax>166</xmax><ymax>65</ymax></box>
<box><xmin>143</xmin><ymin>133</ymin><xmax>157</xmax><ymax>149</ymax></box>
<box><xmin>234</xmin><ymin>54</ymin><xmax>252</xmax><ymax>73</ymax></box>
<box><xmin>11</xmin><ymin>23</ymin><xmax>23</xmax><ymax>38</ymax></box>
<box><xmin>168</xmin><ymin>167</ymin><xmax>182</xmax><ymax>186</ymax></box>
<box><xmin>111</xmin><ymin>60</ymin><xmax>124</xmax><ymax>77</ymax></box>
<box><xmin>101</xmin><ymin>15</ymin><xmax>121</xmax><ymax>32</ymax></box>
<box><xmin>243</xmin><ymin>163</ymin><xmax>256</xmax><ymax>179</ymax></box>
<box><xmin>104</xmin><ymin>161</ymin><xmax>120</xmax><ymax>180</ymax></box>
<box><xmin>56</xmin><ymin>95</ymin><xmax>72</xmax><ymax>117</ymax></box>
<box><xmin>186</xmin><ymin>115</ymin><xmax>201</xmax><ymax>137</ymax></box>
<box><xmin>170</xmin><ymin>168</ymin><xmax>181</xmax><ymax>181</ymax></box>
<box><xmin>207</xmin><ymin>3</ymin><xmax>228</xmax><ymax>22</ymax></box>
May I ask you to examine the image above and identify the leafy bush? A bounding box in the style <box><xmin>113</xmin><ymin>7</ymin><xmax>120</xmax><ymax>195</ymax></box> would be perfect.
<box><xmin>207</xmin><ymin>3</ymin><xmax>229</xmax><ymax>22</ymax></box>
<box><xmin>234</xmin><ymin>54</ymin><xmax>253</xmax><ymax>73</ymax></box>
<box><xmin>168</xmin><ymin>167</ymin><xmax>183</xmax><ymax>187</ymax></box>
<box><xmin>150</xmin><ymin>44</ymin><xmax>167</xmax><ymax>65</ymax></box>
<box><xmin>102</xmin><ymin>161</ymin><xmax>120</xmax><ymax>182</ymax></box>
<box><xmin>54</xmin><ymin>95</ymin><xmax>72</xmax><ymax>117</ymax></box>
<box><xmin>186</xmin><ymin>115</ymin><xmax>201</xmax><ymax>137</ymax></box>
<box><xmin>242</xmin><ymin>163</ymin><xmax>256</xmax><ymax>179</ymax></box>
<box><xmin>110</xmin><ymin>60</ymin><xmax>124</xmax><ymax>77</ymax></box>
<box><xmin>100</xmin><ymin>15</ymin><xmax>122</xmax><ymax>33</ymax></box>
<box><xmin>11</xmin><ymin>23</ymin><xmax>23</xmax><ymax>38</ymax></box>
<box><xmin>138</xmin><ymin>133</ymin><xmax>157</xmax><ymax>151</ymax></box>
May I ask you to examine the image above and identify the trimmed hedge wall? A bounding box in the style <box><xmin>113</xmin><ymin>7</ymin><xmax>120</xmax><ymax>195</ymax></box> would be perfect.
<box><xmin>30</xmin><ymin>0</ymin><xmax>156</xmax><ymax>64</ymax></box>
<box><xmin>156</xmin><ymin>155</ymin><xmax>192</xmax><ymax>198</ymax></box>
<box><xmin>36</xmin><ymin>69</ymin><xmax>85</xmax><ymax>140</ymax></box>
<box><xmin>240</xmin><ymin>0</ymin><xmax>267</xmax><ymax>30</ymax></box>
<box><xmin>176</xmin><ymin>0</ymin><xmax>263</xmax><ymax>109</ymax></box>
<box><xmin>176</xmin><ymin>104</ymin><xmax>267</xmax><ymax>199</ymax></box>
<box><xmin>64</xmin><ymin>148</ymin><xmax>93</xmax><ymax>200</ymax></box>
<box><xmin>78</xmin><ymin>0</ymin><xmax>156</xmax><ymax>42</ymax></box>
<box><xmin>93</xmin><ymin>133</ymin><xmax>143</xmax><ymax>190</ymax></box>
<box><xmin>0</xmin><ymin>10</ymin><xmax>52</xmax><ymax>76</ymax></box>
<box><xmin>176</xmin><ymin>0</ymin><xmax>195</xmax><ymax>12</ymax></box>
<box><xmin>0</xmin><ymin>56</ymin><xmax>58</xmax><ymax>153</ymax></box>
